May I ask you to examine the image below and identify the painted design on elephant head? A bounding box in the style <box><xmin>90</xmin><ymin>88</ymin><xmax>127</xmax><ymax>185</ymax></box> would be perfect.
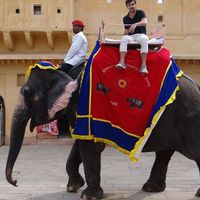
<box><xmin>12</xmin><ymin>94</ymin><xmax>27</xmax><ymax>123</ymax></box>
<box><xmin>48</xmin><ymin>80</ymin><xmax>78</xmax><ymax>119</ymax></box>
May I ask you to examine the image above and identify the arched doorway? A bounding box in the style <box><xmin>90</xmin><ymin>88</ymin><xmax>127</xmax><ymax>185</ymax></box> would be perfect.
<box><xmin>0</xmin><ymin>96</ymin><xmax>5</xmax><ymax>146</ymax></box>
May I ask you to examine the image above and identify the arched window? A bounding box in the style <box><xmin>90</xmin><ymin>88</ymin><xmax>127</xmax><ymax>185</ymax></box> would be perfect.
<box><xmin>57</xmin><ymin>8</ymin><xmax>61</xmax><ymax>14</ymax></box>
<box><xmin>15</xmin><ymin>8</ymin><xmax>20</xmax><ymax>14</ymax></box>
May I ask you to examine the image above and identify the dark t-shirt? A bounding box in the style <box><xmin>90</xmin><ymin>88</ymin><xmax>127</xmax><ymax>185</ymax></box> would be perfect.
<box><xmin>123</xmin><ymin>9</ymin><xmax>146</xmax><ymax>35</ymax></box>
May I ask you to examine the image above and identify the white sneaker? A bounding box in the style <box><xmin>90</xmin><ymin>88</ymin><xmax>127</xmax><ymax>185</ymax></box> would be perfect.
<box><xmin>140</xmin><ymin>65</ymin><xmax>148</xmax><ymax>74</ymax></box>
<box><xmin>116</xmin><ymin>62</ymin><xmax>126</xmax><ymax>69</ymax></box>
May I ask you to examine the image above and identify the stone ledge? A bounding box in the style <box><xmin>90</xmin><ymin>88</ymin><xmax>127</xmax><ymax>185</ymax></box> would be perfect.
<box><xmin>0</xmin><ymin>53</ymin><xmax>65</xmax><ymax>60</ymax></box>
<box><xmin>5</xmin><ymin>136</ymin><xmax>75</xmax><ymax>145</ymax></box>
<box><xmin>174</xmin><ymin>54</ymin><xmax>200</xmax><ymax>60</ymax></box>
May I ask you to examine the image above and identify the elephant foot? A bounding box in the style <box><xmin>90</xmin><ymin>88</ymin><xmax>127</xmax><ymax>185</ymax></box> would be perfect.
<box><xmin>67</xmin><ymin>174</ymin><xmax>85</xmax><ymax>193</ymax></box>
<box><xmin>81</xmin><ymin>187</ymin><xmax>104</xmax><ymax>200</ymax></box>
<box><xmin>142</xmin><ymin>179</ymin><xmax>166</xmax><ymax>192</ymax></box>
<box><xmin>195</xmin><ymin>188</ymin><xmax>200</xmax><ymax>197</ymax></box>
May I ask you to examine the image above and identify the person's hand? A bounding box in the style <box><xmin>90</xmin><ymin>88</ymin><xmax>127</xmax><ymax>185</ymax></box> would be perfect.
<box><xmin>129</xmin><ymin>24</ymin><xmax>137</xmax><ymax>34</ymax></box>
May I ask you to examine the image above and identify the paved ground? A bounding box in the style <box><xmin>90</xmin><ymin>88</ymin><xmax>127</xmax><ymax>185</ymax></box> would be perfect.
<box><xmin>0</xmin><ymin>139</ymin><xmax>200</xmax><ymax>200</ymax></box>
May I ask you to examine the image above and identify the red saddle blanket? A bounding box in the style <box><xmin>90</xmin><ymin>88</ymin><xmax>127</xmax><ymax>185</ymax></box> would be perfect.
<box><xmin>73</xmin><ymin>42</ymin><xmax>182</xmax><ymax>161</ymax></box>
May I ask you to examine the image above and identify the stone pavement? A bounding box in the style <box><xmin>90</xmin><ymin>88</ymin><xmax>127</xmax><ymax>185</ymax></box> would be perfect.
<box><xmin>0</xmin><ymin>139</ymin><xmax>200</xmax><ymax>200</ymax></box>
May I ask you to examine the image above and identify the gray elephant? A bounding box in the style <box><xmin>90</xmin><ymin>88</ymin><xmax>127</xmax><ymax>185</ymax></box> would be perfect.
<box><xmin>5</xmin><ymin>66</ymin><xmax>105</xmax><ymax>199</ymax></box>
<box><xmin>5</xmin><ymin>65</ymin><xmax>200</xmax><ymax>199</ymax></box>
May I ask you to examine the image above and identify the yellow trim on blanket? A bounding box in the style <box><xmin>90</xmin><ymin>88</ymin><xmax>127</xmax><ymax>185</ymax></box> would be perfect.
<box><xmin>159</xmin><ymin>61</ymin><xmax>172</xmax><ymax>89</ymax></box>
<box><xmin>92</xmin><ymin>117</ymin><xmax>140</xmax><ymax>138</ymax></box>
<box><xmin>69</xmin><ymin>126</ymin><xmax>74</xmax><ymax>135</ymax></box>
<box><xmin>79</xmin><ymin>59</ymin><xmax>88</xmax><ymax>86</ymax></box>
<box><xmin>77</xmin><ymin>115</ymin><xmax>92</xmax><ymax>118</ymax></box>
<box><xmin>129</xmin><ymin>71</ymin><xmax>183</xmax><ymax>162</ymax></box>
<box><xmin>88</xmin><ymin>48</ymin><xmax>101</xmax><ymax>136</ymax></box>
<box><xmin>73</xmin><ymin>115</ymin><xmax>141</xmax><ymax>138</ymax></box>
<box><xmin>72</xmin><ymin>45</ymin><xmax>101</xmax><ymax>138</ymax></box>
<box><xmin>27</xmin><ymin>63</ymin><xmax>60</xmax><ymax>76</ymax></box>
<box><xmin>72</xmin><ymin>133</ymin><xmax>94</xmax><ymax>140</ymax></box>
<box><xmin>78</xmin><ymin>45</ymin><xmax>99</xmax><ymax>91</ymax></box>
<box><xmin>94</xmin><ymin>137</ymin><xmax>130</xmax><ymax>155</ymax></box>
<box><xmin>176</xmin><ymin>71</ymin><xmax>184</xmax><ymax>79</ymax></box>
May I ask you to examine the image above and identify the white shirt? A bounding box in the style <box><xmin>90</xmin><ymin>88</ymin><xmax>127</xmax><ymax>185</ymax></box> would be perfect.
<box><xmin>64</xmin><ymin>31</ymin><xmax>88</xmax><ymax>67</ymax></box>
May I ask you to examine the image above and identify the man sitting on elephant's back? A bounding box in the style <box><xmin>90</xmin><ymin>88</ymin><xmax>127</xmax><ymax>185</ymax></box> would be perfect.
<box><xmin>116</xmin><ymin>0</ymin><xmax>148</xmax><ymax>74</ymax></box>
<box><xmin>60</xmin><ymin>20</ymin><xmax>88</xmax><ymax>74</ymax></box>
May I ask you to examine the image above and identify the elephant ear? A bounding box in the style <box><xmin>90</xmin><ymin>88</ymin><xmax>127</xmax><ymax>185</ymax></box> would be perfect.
<box><xmin>47</xmin><ymin>75</ymin><xmax>78</xmax><ymax>119</ymax></box>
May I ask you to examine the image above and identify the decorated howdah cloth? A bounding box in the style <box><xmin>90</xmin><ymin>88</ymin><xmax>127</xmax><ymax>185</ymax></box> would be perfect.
<box><xmin>72</xmin><ymin>41</ymin><xmax>183</xmax><ymax>161</ymax></box>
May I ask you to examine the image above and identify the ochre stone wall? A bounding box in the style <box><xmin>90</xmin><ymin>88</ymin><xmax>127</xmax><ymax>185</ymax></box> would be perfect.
<box><xmin>0</xmin><ymin>62</ymin><xmax>26</xmax><ymax>143</ymax></box>
<box><xmin>0</xmin><ymin>0</ymin><xmax>200</xmax><ymax>142</ymax></box>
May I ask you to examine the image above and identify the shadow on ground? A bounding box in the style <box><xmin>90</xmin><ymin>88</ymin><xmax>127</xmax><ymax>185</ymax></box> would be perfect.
<box><xmin>8</xmin><ymin>190</ymin><xmax>199</xmax><ymax>200</ymax></box>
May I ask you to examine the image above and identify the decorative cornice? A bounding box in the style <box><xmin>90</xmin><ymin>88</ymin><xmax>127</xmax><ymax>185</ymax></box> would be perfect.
<box><xmin>0</xmin><ymin>57</ymin><xmax>199</xmax><ymax>66</ymax></box>
<box><xmin>174</xmin><ymin>59</ymin><xmax>200</xmax><ymax>65</ymax></box>
<box><xmin>0</xmin><ymin>53</ymin><xmax>65</xmax><ymax>65</ymax></box>
<box><xmin>0</xmin><ymin>58</ymin><xmax>63</xmax><ymax>65</ymax></box>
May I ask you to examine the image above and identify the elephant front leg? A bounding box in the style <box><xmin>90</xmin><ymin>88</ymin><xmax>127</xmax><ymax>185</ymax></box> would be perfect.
<box><xmin>142</xmin><ymin>150</ymin><xmax>174</xmax><ymax>192</ymax></box>
<box><xmin>66</xmin><ymin>140</ymin><xmax>85</xmax><ymax>192</ymax></box>
<box><xmin>79</xmin><ymin>140</ymin><xmax>105</xmax><ymax>200</ymax></box>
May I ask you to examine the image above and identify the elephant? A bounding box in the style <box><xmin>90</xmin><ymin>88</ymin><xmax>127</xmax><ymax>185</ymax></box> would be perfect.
<box><xmin>5</xmin><ymin>66</ymin><xmax>105</xmax><ymax>199</ymax></box>
<box><xmin>5</xmin><ymin>64</ymin><xmax>200</xmax><ymax>199</ymax></box>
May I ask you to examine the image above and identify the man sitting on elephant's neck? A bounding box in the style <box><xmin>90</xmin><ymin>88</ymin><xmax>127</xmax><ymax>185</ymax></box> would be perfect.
<box><xmin>60</xmin><ymin>20</ymin><xmax>88</xmax><ymax>77</ymax></box>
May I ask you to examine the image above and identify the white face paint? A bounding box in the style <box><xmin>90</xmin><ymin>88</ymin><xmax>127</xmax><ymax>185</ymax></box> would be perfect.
<box><xmin>33</xmin><ymin>94</ymin><xmax>40</xmax><ymax>102</ymax></box>
<box><xmin>33</xmin><ymin>90</ymin><xmax>44</xmax><ymax>102</ymax></box>
<box><xmin>12</xmin><ymin>94</ymin><xmax>27</xmax><ymax>123</ymax></box>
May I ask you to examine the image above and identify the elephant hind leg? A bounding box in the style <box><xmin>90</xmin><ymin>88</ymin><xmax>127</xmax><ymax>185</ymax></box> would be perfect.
<box><xmin>195</xmin><ymin>160</ymin><xmax>200</xmax><ymax>197</ymax></box>
<box><xmin>142</xmin><ymin>150</ymin><xmax>175</xmax><ymax>192</ymax></box>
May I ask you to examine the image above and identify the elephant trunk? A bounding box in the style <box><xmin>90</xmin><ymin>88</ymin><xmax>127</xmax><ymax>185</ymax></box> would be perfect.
<box><xmin>5</xmin><ymin>94</ymin><xmax>30</xmax><ymax>186</ymax></box>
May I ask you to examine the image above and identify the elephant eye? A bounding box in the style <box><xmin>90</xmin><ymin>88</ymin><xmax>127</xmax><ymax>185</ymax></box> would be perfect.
<box><xmin>33</xmin><ymin>94</ymin><xmax>40</xmax><ymax>102</ymax></box>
